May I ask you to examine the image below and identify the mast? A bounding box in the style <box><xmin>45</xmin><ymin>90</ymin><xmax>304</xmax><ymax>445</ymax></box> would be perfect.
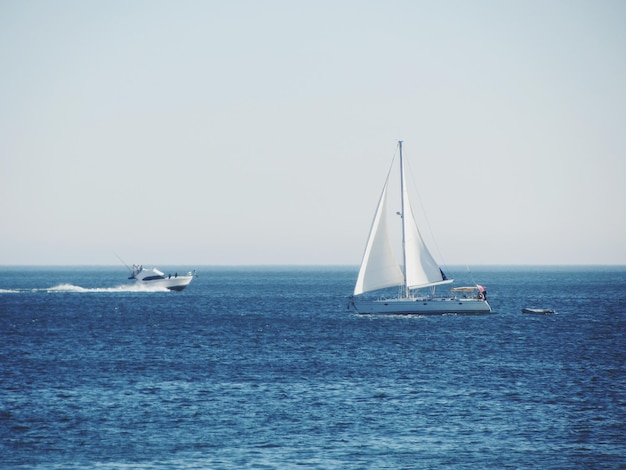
<box><xmin>398</xmin><ymin>140</ymin><xmax>409</xmax><ymax>299</ymax></box>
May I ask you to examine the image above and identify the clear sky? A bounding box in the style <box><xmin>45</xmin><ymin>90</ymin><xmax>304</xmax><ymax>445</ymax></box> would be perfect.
<box><xmin>1</xmin><ymin>0</ymin><xmax>625</xmax><ymax>266</ymax></box>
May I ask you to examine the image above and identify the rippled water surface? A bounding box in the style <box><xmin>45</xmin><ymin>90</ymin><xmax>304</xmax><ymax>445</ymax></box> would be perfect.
<box><xmin>1</xmin><ymin>266</ymin><xmax>625</xmax><ymax>468</ymax></box>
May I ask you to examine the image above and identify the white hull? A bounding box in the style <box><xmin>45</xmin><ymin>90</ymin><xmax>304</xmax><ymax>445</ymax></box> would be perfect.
<box><xmin>136</xmin><ymin>275</ymin><xmax>193</xmax><ymax>291</ymax></box>
<box><xmin>521</xmin><ymin>308</ymin><xmax>554</xmax><ymax>315</ymax></box>
<box><xmin>351</xmin><ymin>297</ymin><xmax>492</xmax><ymax>315</ymax></box>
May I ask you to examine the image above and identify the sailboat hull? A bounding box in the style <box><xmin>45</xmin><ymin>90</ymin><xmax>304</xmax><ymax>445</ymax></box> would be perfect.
<box><xmin>350</xmin><ymin>298</ymin><xmax>492</xmax><ymax>315</ymax></box>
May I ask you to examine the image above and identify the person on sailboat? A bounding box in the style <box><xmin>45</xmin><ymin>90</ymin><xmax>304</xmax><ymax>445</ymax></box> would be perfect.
<box><xmin>476</xmin><ymin>285</ymin><xmax>487</xmax><ymax>300</ymax></box>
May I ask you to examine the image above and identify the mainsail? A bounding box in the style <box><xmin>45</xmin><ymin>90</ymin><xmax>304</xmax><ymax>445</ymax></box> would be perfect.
<box><xmin>354</xmin><ymin>142</ymin><xmax>449</xmax><ymax>297</ymax></box>
<box><xmin>400</xmin><ymin>155</ymin><xmax>447</xmax><ymax>289</ymax></box>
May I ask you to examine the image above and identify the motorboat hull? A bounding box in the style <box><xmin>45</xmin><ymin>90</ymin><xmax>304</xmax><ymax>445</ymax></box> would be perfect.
<box><xmin>521</xmin><ymin>308</ymin><xmax>554</xmax><ymax>315</ymax></box>
<box><xmin>136</xmin><ymin>276</ymin><xmax>193</xmax><ymax>291</ymax></box>
<box><xmin>350</xmin><ymin>297</ymin><xmax>492</xmax><ymax>315</ymax></box>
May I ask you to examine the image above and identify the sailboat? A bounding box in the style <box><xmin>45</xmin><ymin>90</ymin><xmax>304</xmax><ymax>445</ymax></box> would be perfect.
<box><xmin>348</xmin><ymin>141</ymin><xmax>492</xmax><ymax>315</ymax></box>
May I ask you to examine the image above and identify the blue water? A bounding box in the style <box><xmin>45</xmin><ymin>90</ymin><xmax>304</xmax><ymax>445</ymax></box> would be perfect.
<box><xmin>1</xmin><ymin>266</ymin><xmax>625</xmax><ymax>469</ymax></box>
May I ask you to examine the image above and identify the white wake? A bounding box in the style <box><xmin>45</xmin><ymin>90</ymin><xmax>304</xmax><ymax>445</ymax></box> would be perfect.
<box><xmin>0</xmin><ymin>284</ymin><xmax>172</xmax><ymax>294</ymax></box>
<box><xmin>45</xmin><ymin>283</ymin><xmax>170</xmax><ymax>293</ymax></box>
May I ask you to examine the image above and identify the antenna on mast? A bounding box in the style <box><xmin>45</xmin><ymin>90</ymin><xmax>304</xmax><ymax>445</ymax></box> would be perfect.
<box><xmin>114</xmin><ymin>252</ymin><xmax>132</xmax><ymax>273</ymax></box>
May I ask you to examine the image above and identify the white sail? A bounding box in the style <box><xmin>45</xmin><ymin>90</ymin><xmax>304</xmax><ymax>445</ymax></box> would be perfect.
<box><xmin>401</xmin><ymin>158</ymin><xmax>447</xmax><ymax>289</ymax></box>
<box><xmin>353</xmin><ymin>181</ymin><xmax>404</xmax><ymax>295</ymax></box>
<box><xmin>354</xmin><ymin>141</ymin><xmax>449</xmax><ymax>297</ymax></box>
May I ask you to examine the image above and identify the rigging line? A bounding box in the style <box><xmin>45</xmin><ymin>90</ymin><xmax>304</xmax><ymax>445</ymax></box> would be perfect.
<box><xmin>466</xmin><ymin>264</ymin><xmax>478</xmax><ymax>286</ymax></box>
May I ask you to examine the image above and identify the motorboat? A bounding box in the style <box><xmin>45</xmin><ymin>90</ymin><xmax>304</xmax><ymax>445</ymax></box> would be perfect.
<box><xmin>129</xmin><ymin>264</ymin><xmax>194</xmax><ymax>291</ymax></box>
<box><xmin>521</xmin><ymin>308</ymin><xmax>555</xmax><ymax>315</ymax></box>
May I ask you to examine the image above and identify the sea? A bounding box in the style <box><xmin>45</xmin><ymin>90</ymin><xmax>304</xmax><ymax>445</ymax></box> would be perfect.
<box><xmin>1</xmin><ymin>265</ymin><xmax>625</xmax><ymax>469</ymax></box>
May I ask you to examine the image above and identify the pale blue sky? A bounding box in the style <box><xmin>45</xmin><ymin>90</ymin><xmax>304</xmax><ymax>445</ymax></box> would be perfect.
<box><xmin>1</xmin><ymin>0</ymin><xmax>625</xmax><ymax>265</ymax></box>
